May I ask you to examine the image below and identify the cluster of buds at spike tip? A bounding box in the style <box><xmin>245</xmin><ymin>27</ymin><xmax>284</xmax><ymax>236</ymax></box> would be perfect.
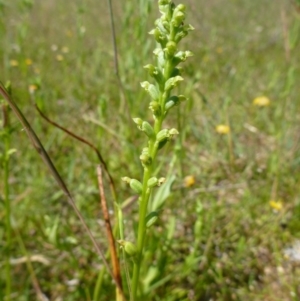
<box><xmin>142</xmin><ymin>0</ymin><xmax>193</xmax><ymax>115</ymax></box>
<box><xmin>122</xmin><ymin>177</ymin><xmax>143</xmax><ymax>194</ymax></box>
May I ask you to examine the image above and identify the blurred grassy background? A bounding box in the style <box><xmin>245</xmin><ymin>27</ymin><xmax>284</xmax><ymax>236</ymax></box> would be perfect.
<box><xmin>1</xmin><ymin>0</ymin><xmax>300</xmax><ymax>300</ymax></box>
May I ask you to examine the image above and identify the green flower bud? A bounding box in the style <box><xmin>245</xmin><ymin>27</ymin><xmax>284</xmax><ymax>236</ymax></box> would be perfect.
<box><xmin>174</xmin><ymin>24</ymin><xmax>194</xmax><ymax>43</ymax></box>
<box><xmin>176</xmin><ymin>4</ymin><xmax>186</xmax><ymax>12</ymax></box>
<box><xmin>169</xmin><ymin>128</ymin><xmax>179</xmax><ymax>137</ymax></box>
<box><xmin>140</xmin><ymin>153</ymin><xmax>152</xmax><ymax>166</ymax></box>
<box><xmin>129</xmin><ymin>179</ymin><xmax>143</xmax><ymax>194</ymax></box>
<box><xmin>172</xmin><ymin>11</ymin><xmax>185</xmax><ymax>27</ymax></box>
<box><xmin>155</xmin><ymin>128</ymin><xmax>178</xmax><ymax>149</ymax></box>
<box><xmin>121</xmin><ymin>176</ymin><xmax>131</xmax><ymax>184</ymax></box>
<box><xmin>156</xmin><ymin>129</ymin><xmax>170</xmax><ymax>142</ymax></box>
<box><xmin>117</xmin><ymin>240</ymin><xmax>137</xmax><ymax>257</ymax></box>
<box><xmin>142</xmin><ymin>121</ymin><xmax>155</xmax><ymax>139</ymax></box>
<box><xmin>141</xmin><ymin>147</ymin><xmax>149</xmax><ymax>155</ymax></box>
<box><xmin>150</xmin><ymin>27</ymin><xmax>167</xmax><ymax>45</ymax></box>
<box><xmin>155</xmin><ymin>19</ymin><xmax>168</xmax><ymax>35</ymax></box>
<box><xmin>172</xmin><ymin>51</ymin><xmax>193</xmax><ymax>66</ymax></box>
<box><xmin>144</xmin><ymin>64</ymin><xmax>156</xmax><ymax>76</ymax></box>
<box><xmin>158</xmin><ymin>0</ymin><xmax>171</xmax><ymax>15</ymax></box>
<box><xmin>158</xmin><ymin>177</ymin><xmax>166</xmax><ymax>186</ymax></box>
<box><xmin>156</xmin><ymin>129</ymin><xmax>172</xmax><ymax>150</ymax></box>
<box><xmin>164</xmin><ymin>76</ymin><xmax>184</xmax><ymax>91</ymax></box>
<box><xmin>165</xmin><ymin>95</ymin><xmax>185</xmax><ymax>111</ymax></box>
<box><xmin>175</xmin><ymin>31</ymin><xmax>187</xmax><ymax>43</ymax></box>
<box><xmin>153</xmin><ymin>48</ymin><xmax>165</xmax><ymax>69</ymax></box>
<box><xmin>146</xmin><ymin>211</ymin><xmax>159</xmax><ymax>228</ymax></box>
<box><xmin>133</xmin><ymin>117</ymin><xmax>143</xmax><ymax>129</ymax></box>
<box><xmin>141</xmin><ymin>81</ymin><xmax>159</xmax><ymax>101</ymax></box>
<box><xmin>162</xmin><ymin>21</ymin><xmax>170</xmax><ymax>32</ymax></box>
<box><xmin>150</xmin><ymin>28</ymin><xmax>161</xmax><ymax>42</ymax></box>
<box><xmin>174</xmin><ymin>50</ymin><xmax>193</xmax><ymax>62</ymax></box>
<box><xmin>147</xmin><ymin>177</ymin><xmax>159</xmax><ymax>188</ymax></box>
<box><xmin>144</xmin><ymin>64</ymin><xmax>164</xmax><ymax>85</ymax></box>
<box><xmin>149</xmin><ymin>101</ymin><xmax>161</xmax><ymax>117</ymax></box>
<box><xmin>165</xmin><ymin>100</ymin><xmax>175</xmax><ymax>111</ymax></box>
<box><xmin>165</xmin><ymin>41</ymin><xmax>177</xmax><ymax>57</ymax></box>
<box><xmin>140</xmin><ymin>147</ymin><xmax>152</xmax><ymax>166</ymax></box>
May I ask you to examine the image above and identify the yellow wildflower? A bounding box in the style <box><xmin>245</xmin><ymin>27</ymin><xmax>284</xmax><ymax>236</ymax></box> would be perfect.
<box><xmin>269</xmin><ymin>200</ymin><xmax>283</xmax><ymax>211</ymax></box>
<box><xmin>253</xmin><ymin>96</ymin><xmax>270</xmax><ymax>107</ymax></box>
<box><xmin>61</xmin><ymin>46</ymin><xmax>69</xmax><ymax>53</ymax></box>
<box><xmin>25</xmin><ymin>58</ymin><xmax>33</xmax><ymax>66</ymax></box>
<box><xmin>56</xmin><ymin>54</ymin><xmax>64</xmax><ymax>61</ymax></box>
<box><xmin>215</xmin><ymin>124</ymin><xmax>230</xmax><ymax>134</ymax></box>
<box><xmin>184</xmin><ymin>175</ymin><xmax>195</xmax><ymax>187</ymax></box>
<box><xmin>28</xmin><ymin>84</ymin><xmax>38</xmax><ymax>93</ymax></box>
<box><xmin>216</xmin><ymin>47</ymin><xmax>223</xmax><ymax>54</ymax></box>
<box><xmin>10</xmin><ymin>60</ymin><xmax>19</xmax><ymax>67</ymax></box>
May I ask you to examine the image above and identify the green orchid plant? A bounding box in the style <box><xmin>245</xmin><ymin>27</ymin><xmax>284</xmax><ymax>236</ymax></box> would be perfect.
<box><xmin>121</xmin><ymin>1</ymin><xmax>194</xmax><ymax>299</ymax></box>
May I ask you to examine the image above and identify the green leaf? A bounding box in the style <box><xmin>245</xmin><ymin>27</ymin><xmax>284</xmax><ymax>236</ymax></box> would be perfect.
<box><xmin>146</xmin><ymin>211</ymin><xmax>159</xmax><ymax>227</ymax></box>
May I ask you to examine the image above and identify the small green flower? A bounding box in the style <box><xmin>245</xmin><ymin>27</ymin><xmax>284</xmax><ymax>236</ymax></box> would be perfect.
<box><xmin>117</xmin><ymin>240</ymin><xmax>138</xmax><ymax>257</ymax></box>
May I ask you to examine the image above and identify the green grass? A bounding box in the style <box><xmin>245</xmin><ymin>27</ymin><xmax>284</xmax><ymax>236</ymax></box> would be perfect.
<box><xmin>1</xmin><ymin>0</ymin><xmax>300</xmax><ymax>300</ymax></box>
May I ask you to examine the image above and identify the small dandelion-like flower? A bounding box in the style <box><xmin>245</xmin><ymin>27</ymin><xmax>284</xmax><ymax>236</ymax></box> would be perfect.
<box><xmin>25</xmin><ymin>58</ymin><xmax>33</xmax><ymax>66</ymax></box>
<box><xmin>269</xmin><ymin>200</ymin><xmax>283</xmax><ymax>211</ymax></box>
<box><xmin>184</xmin><ymin>175</ymin><xmax>195</xmax><ymax>187</ymax></box>
<box><xmin>28</xmin><ymin>84</ymin><xmax>38</xmax><ymax>94</ymax></box>
<box><xmin>215</xmin><ymin>124</ymin><xmax>230</xmax><ymax>134</ymax></box>
<box><xmin>61</xmin><ymin>46</ymin><xmax>69</xmax><ymax>53</ymax></box>
<box><xmin>10</xmin><ymin>60</ymin><xmax>19</xmax><ymax>67</ymax></box>
<box><xmin>56</xmin><ymin>54</ymin><xmax>64</xmax><ymax>61</ymax></box>
<box><xmin>253</xmin><ymin>96</ymin><xmax>270</xmax><ymax>107</ymax></box>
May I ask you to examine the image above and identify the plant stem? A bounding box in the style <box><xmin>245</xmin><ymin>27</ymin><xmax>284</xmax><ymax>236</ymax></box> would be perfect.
<box><xmin>131</xmin><ymin>93</ymin><xmax>170</xmax><ymax>300</ymax></box>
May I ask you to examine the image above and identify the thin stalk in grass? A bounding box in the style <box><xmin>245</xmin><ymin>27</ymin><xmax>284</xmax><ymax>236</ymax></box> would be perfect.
<box><xmin>106</xmin><ymin>0</ymin><xmax>131</xmax><ymax>121</ymax></box>
<box><xmin>14</xmin><ymin>226</ymin><xmax>46</xmax><ymax>301</ymax></box>
<box><xmin>2</xmin><ymin>101</ymin><xmax>12</xmax><ymax>301</ymax></box>
<box><xmin>97</xmin><ymin>165</ymin><xmax>123</xmax><ymax>301</ymax></box>
<box><xmin>34</xmin><ymin>104</ymin><xmax>118</xmax><ymax>203</ymax></box>
<box><xmin>120</xmin><ymin>1</ymin><xmax>194</xmax><ymax>299</ymax></box>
